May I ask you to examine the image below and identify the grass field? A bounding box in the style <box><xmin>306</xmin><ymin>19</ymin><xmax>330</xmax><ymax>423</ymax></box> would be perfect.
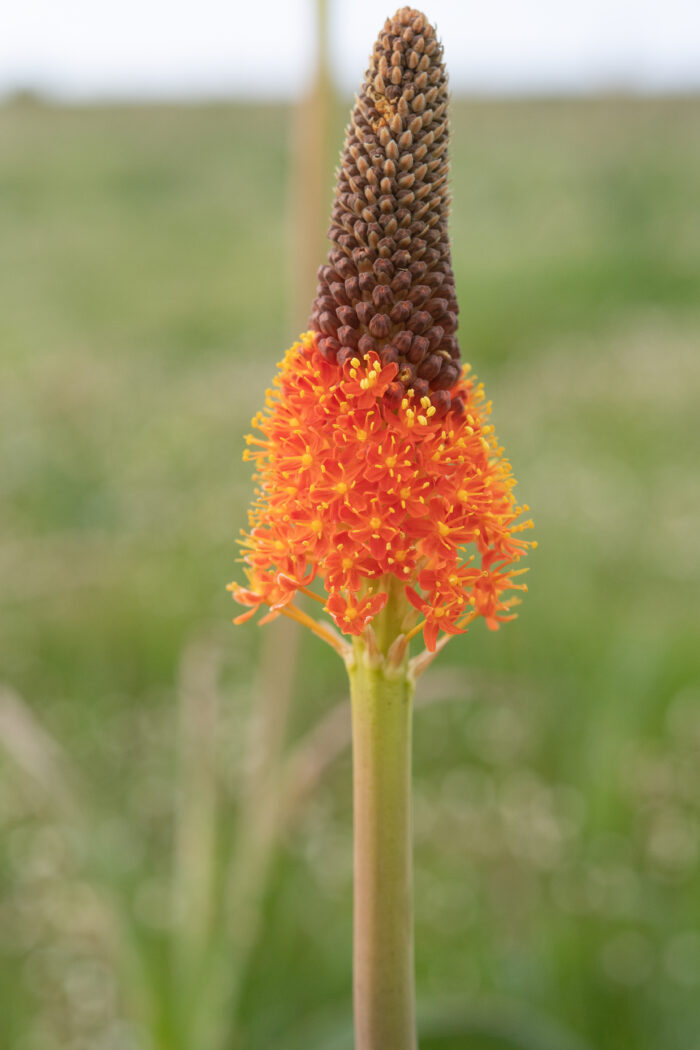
<box><xmin>1</xmin><ymin>96</ymin><xmax>700</xmax><ymax>1050</ymax></box>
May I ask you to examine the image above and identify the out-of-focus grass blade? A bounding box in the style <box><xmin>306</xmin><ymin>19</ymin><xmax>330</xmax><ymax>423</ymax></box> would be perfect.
<box><xmin>0</xmin><ymin>683</ymin><xmax>163</xmax><ymax>1050</ymax></box>
<box><xmin>171</xmin><ymin>632</ymin><xmax>223</xmax><ymax>1044</ymax></box>
<box><xmin>0</xmin><ymin>683</ymin><xmax>79</xmax><ymax>815</ymax></box>
<box><xmin>173</xmin><ymin>634</ymin><xmax>221</xmax><ymax>951</ymax></box>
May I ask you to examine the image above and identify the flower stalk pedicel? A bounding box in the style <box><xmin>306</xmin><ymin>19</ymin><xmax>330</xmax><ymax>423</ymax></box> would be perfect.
<box><xmin>229</xmin><ymin>8</ymin><xmax>533</xmax><ymax>1048</ymax></box>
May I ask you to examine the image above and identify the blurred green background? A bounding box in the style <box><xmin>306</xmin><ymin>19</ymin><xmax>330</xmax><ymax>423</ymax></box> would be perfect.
<box><xmin>1</xmin><ymin>94</ymin><xmax>700</xmax><ymax>1050</ymax></box>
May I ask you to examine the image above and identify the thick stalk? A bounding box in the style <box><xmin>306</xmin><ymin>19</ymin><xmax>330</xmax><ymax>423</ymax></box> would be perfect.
<box><xmin>349</xmin><ymin>645</ymin><xmax>417</xmax><ymax>1050</ymax></box>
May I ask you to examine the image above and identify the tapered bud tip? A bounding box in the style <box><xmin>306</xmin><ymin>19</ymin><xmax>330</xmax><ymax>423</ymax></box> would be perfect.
<box><xmin>310</xmin><ymin>8</ymin><xmax>461</xmax><ymax>411</ymax></box>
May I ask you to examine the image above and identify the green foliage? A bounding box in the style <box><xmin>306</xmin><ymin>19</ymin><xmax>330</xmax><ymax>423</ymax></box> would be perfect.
<box><xmin>1</xmin><ymin>97</ymin><xmax>700</xmax><ymax>1050</ymax></box>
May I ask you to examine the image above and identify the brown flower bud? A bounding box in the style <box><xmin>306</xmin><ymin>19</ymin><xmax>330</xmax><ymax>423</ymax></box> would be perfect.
<box><xmin>310</xmin><ymin>7</ymin><xmax>461</xmax><ymax>401</ymax></box>
<box><xmin>417</xmin><ymin>353</ymin><xmax>442</xmax><ymax>381</ymax></box>
<box><xmin>318</xmin><ymin>336</ymin><xmax>340</xmax><ymax>362</ymax></box>
<box><xmin>337</xmin><ymin>346</ymin><xmax>356</xmax><ymax>367</ymax></box>
<box><xmin>394</xmin><ymin>330</ymin><xmax>413</xmax><ymax>355</ymax></box>
<box><xmin>369</xmin><ymin>313</ymin><xmax>393</xmax><ymax>339</ymax></box>
<box><xmin>384</xmin><ymin>381</ymin><xmax>405</xmax><ymax>408</ymax></box>
<box><xmin>430</xmin><ymin>389</ymin><xmax>452</xmax><ymax>417</ymax></box>
<box><xmin>337</xmin><ymin>325</ymin><xmax>358</xmax><ymax>348</ymax></box>
<box><xmin>408</xmin><ymin>335</ymin><xmax>430</xmax><ymax>363</ymax></box>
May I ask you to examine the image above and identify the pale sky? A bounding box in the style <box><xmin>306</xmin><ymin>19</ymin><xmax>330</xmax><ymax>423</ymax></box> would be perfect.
<box><xmin>1</xmin><ymin>0</ymin><xmax>699</xmax><ymax>100</ymax></box>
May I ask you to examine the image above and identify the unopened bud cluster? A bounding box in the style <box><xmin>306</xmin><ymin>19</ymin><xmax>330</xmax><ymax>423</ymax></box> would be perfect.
<box><xmin>311</xmin><ymin>8</ymin><xmax>461</xmax><ymax>416</ymax></box>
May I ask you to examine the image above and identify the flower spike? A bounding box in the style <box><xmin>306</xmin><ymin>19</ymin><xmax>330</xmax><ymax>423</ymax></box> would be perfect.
<box><xmin>229</xmin><ymin>8</ymin><xmax>534</xmax><ymax>657</ymax></box>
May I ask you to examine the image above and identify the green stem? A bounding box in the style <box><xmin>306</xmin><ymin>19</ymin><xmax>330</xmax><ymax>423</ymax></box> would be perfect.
<box><xmin>349</xmin><ymin>641</ymin><xmax>417</xmax><ymax>1050</ymax></box>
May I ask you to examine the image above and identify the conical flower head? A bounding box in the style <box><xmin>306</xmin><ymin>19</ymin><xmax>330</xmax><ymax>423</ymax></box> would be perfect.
<box><xmin>312</xmin><ymin>7</ymin><xmax>461</xmax><ymax>413</ymax></box>
<box><xmin>229</xmin><ymin>8</ymin><xmax>533</xmax><ymax>656</ymax></box>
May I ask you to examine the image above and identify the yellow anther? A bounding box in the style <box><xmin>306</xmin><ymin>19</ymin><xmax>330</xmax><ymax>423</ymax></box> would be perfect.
<box><xmin>420</xmin><ymin>396</ymin><xmax>431</xmax><ymax>409</ymax></box>
<box><xmin>438</xmin><ymin>521</ymin><xmax>450</xmax><ymax>537</ymax></box>
<box><xmin>351</xmin><ymin>357</ymin><xmax>361</xmax><ymax>368</ymax></box>
<box><xmin>426</xmin><ymin>406</ymin><xmax>436</xmax><ymax>417</ymax></box>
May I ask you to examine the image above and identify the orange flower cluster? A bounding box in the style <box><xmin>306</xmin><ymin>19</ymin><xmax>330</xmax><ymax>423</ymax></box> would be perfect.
<box><xmin>229</xmin><ymin>331</ymin><xmax>533</xmax><ymax>652</ymax></box>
